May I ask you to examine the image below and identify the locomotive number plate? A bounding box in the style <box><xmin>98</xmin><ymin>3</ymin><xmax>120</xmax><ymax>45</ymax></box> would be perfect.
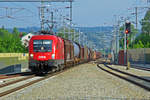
<box><xmin>38</xmin><ymin>56</ymin><xmax>46</xmax><ymax>59</ymax></box>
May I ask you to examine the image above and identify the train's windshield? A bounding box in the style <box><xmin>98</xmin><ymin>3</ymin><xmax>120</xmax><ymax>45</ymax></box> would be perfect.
<box><xmin>33</xmin><ymin>40</ymin><xmax>52</xmax><ymax>52</ymax></box>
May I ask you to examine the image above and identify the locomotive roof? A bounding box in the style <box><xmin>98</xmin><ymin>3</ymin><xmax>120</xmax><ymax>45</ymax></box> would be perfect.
<box><xmin>31</xmin><ymin>35</ymin><xmax>59</xmax><ymax>39</ymax></box>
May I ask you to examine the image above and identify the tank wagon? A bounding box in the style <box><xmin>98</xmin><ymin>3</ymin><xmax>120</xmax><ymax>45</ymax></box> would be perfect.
<box><xmin>29</xmin><ymin>34</ymin><xmax>100</xmax><ymax>74</ymax></box>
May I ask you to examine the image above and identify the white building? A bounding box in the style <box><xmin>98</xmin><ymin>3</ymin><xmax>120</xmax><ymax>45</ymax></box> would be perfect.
<box><xmin>21</xmin><ymin>33</ymin><xmax>34</xmax><ymax>47</ymax></box>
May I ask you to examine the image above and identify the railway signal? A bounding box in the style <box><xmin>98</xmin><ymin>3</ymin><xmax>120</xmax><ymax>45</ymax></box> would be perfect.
<box><xmin>125</xmin><ymin>21</ymin><xmax>131</xmax><ymax>47</ymax></box>
<box><xmin>125</xmin><ymin>21</ymin><xmax>131</xmax><ymax>34</ymax></box>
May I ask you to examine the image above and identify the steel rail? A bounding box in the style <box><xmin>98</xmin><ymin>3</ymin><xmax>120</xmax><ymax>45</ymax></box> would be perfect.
<box><xmin>97</xmin><ymin>64</ymin><xmax>150</xmax><ymax>91</ymax></box>
<box><xmin>131</xmin><ymin>65</ymin><xmax>150</xmax><ymax>71</ymax></box>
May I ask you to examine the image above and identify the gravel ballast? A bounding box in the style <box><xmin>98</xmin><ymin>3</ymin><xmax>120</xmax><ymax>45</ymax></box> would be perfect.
<box><xmin>1</xmin><ymin>63</ymin><xmax>150</xmax><ymax>100</ymax></box>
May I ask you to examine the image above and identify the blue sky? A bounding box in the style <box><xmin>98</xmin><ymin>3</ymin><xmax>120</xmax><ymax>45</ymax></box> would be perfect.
<box><xmin>0</xmin><ymin>0</ymin><xmax>148</xmax><ymax>28</ymax></box>
<box><xmin>73</xmin><ymin>0</ymin><xmax>148</xmax><ymax>27</ymax></box>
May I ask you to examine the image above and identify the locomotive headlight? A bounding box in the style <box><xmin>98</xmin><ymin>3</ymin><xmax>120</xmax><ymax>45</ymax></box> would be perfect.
<box><xmin>30</xmin><ymin>54</ymin><xmax>34</xmax><ymax>58</ymax></box>
<box><xmin>52</xmin><ymin>54</ymin><xmax>55</xmax><ymax>59</ymax></box>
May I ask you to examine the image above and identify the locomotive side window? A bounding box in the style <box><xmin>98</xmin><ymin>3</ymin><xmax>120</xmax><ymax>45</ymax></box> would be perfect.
<box><xmin>33</xmin><ymin>40</ymin><xmax>52</xmax><ymax>52</ymax></box>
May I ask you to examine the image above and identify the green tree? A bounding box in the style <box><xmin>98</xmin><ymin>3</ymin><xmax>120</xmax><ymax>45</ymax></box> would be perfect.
<box><xmin>131</xmin><ymin>33</ymin><xmax>150</xmax><ymax>48</ymax></box>
<box><xmin>141</xmin><ymin>10</ymin><xmax>150</xmax><ymax>35</ymax></box>
<box><xmin>0</xmin><ymin>28</ymin><xmax>28</xmax><ymax>53</ymax></box>
<box><xmin>131</xmin><ymin>9</ymin><xmax>150</xmax><ymax>48</ymax></box>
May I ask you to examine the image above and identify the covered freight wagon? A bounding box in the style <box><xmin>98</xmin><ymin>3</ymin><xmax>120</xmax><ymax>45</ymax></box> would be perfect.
<box><xmin>64</xmin><ymin>39</ymin><xmax>74</xmax><ymax>66</ymax></box>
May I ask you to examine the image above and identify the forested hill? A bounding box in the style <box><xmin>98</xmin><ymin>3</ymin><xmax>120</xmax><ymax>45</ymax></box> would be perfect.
<box><xmin>6</xmin><ymin>26</ymin><xmax>113</xmax><ymax>51</ymax></box>
<box><xmin>77</xmin><ymin>26</ymin><xmax>113</xmax><ymax>51</ymax></box>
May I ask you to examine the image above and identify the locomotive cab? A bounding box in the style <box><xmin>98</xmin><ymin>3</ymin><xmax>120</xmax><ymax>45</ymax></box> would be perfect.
<box><xmin>29</xmin><ymin>35</ymin><xmax>64</xmax><ymax>73</ymax></box>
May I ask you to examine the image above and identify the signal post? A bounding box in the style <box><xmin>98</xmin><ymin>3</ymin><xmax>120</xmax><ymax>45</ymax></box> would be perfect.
<box><xmin>124</xmin><ymin>21</ymin><xmax>131</xmax><ymax>70</ymax></box>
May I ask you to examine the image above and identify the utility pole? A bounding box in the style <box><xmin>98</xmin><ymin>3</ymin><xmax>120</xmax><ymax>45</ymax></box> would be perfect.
<box><xmin>82</xmin><ymin>33</ymin><xmax>85</xmax><ymax>46</ymax></box>
<box><xmin>86</xmin><ymin>36</ymin><xmax>88</xmax><ymax>46</ymax></box>
<box><xmin>115</xmin><ymin>25</ymin><xmax>117</xmax><ymax>64</ymax></box>
<box><xmin>133</xmin><ymin>6</ymin><xmax>150</xmax><ymax>29</ymax></box>
<box><xmin>74</xmin><ymin>28</ymin><xmax>76</xmax><ymax>42</ymax></box>
<box><xmin>113</xmin><ymin>15</ymin><xmax>118</xmax><ymax>64</ymax></box>
<box><xmin>112</xmin><ymin>25</ymin><xmax>116</xmax><ymax>64</ymax></box>
<box><xmin>116</xmin><ymin>19</ymin><xmax>120</xmax><ymax>64</ymax></box>
<box><xmin>69</xmin><ymin>1</ymin><xmax>72</xmax><ymax>40</ymax></box>
<box><xmin>50</xmin><ymin>11</ymin><xmax>54</xmax><ymax>33</ymax></box>
<box><xmin>79</xmin><ymin>30</ymin><xmax>81</xmax><ymax>44</ymax></box>
<box><xmin>40</xmin><ymin>0</ymin><xmax>45</xmax><ymax>31</ymax></box>
<box><xmin>63</xmin><ymin>16</ymin><xmax>66</xmax><ymax>38</ymax></box>
<box><xmin>135</xmin><ymin>7</ymin><xmax>138</xmax><ymax>29</ymax></box>
<box><xmin>70</xmin><ymin>1</ymin><xmax>72</xmax><ymax>24</ymax></box>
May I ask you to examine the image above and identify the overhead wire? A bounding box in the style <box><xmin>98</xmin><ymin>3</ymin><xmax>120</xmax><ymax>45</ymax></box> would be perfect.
<box><xmin>8</xmin><ymin>2</ymin><xmax>40</xmax><ymax>27</ymax></box>
<box><xmin>12</xmin><ymin>2</ymin><xmax>38</xmax><ymax>16</ymax></box>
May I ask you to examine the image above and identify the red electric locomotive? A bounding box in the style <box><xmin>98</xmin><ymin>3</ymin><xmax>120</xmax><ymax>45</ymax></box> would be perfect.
<box><xmin>29</xmin><ymin>35</ymin><xmax>64</xmax><ymax>73</ymax></box>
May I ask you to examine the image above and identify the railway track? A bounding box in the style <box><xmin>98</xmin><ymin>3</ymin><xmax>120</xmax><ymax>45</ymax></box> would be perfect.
<box><xmin>0</xmin><ymin>71</ymin><xmax>35</xmax><ymax>88</ymax></box>
<box><xmin>0</xmin><ymin>72</ymin><xmax>32</xmax><ymax>79</ymax></box>
<box><xmin>131</xmin><ymin>65</ymin><xmax>150</xmax><ymax>71</ymax></box>
<box><xmin>0</xmin><ymin>65</ymin><xmax>75</xmax><ymax>97</ymax></box>
<box><xmin>0</xmin><ymin>75</ymin><xmax>35</xmax><ymax>88</ymax></box>
<box><xmin>97</xmin><ymin>64</ymin><xmax>150</xmax><ymax>91</ymax></box>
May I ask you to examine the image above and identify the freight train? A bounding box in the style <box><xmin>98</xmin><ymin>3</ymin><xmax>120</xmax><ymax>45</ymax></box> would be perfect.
<box><xmin>29</xmin><ymin>34</ymin><xmax>101</xmax><ymax>74</ymax></box>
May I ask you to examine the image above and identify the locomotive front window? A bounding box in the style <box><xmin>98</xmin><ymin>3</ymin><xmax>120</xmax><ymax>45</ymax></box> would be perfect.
<box><xmin>33</xmin><ymin>40</ymin><xmax>52</xmax><ymax>52</ymax></box>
